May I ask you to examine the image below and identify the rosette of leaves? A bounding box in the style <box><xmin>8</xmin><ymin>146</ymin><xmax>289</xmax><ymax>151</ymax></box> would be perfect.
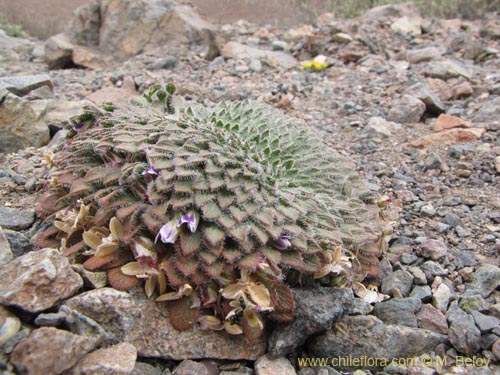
<box><xmin>35</xmin><ymin>84</ymin><xmax>385</xmax><ymax>341</ymax></box>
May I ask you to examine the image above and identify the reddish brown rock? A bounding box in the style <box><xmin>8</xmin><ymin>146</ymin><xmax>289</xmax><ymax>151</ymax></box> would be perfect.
<box><xmin>0</xmin><ymin>248</ymin><xmax>83</xmax><ymax>313</ymax></box>
<box><xmin>408</xmin><ymin>128</ymin><xmax>486</xmax><ymax>148</ymax></box>
<box><xmin>433</xmin><ymin>114</ymin><xmax>471</xmax><ymax>132</ymax></box>
<box><xmin>10</xmin><ymin>327</ymin><xmax>95</xmax><ymax>375</ymax></box>
<box><xmin>86</xmin><ymin>76</ymin><xmax>137</xmax><ymax>104</ymax></box>
<box><xmin>452</xmin><ymin>81</ymin><xmax>474</xmax><ymax>99</ymax></box>
<box><xmin>417</xmin><ymin>304</ymin><xmax>448</xmax><ymax>335</ymax></box>
<box><xmin>66</xmin><ymin>342</ymin><xmax>137</xmax><ymax>375</ymax></box>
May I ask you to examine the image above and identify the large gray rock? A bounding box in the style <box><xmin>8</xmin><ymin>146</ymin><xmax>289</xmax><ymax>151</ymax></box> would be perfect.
<box><xmin>361</xmin><ymin>2</ymin><xmax>421</xmax><ymax>21</ymax></box>
<box><xmin>222</xmin><ymin>42</ymin><xmax>297</xmax><ymax>70</ymax></box>
<box><xmin>372</xmin><ymin>297</ymin><xmax>421</xmax><ymax>327</ymax></box>
<box><xmin>63</xmin><ymin>288</ymin><xmax>267</xmax><ymax>360</ymax></box>
<box><xmin>404</xmin><ymin>82</ymin><xmax>445</xmax><ymax>115</ymax></box>
<box><xmin>10</xmin><ymin>327</ymin><xmax>95</xmax><ymax>375</ymax></box>
<box><xmin>67</xmin><ymin>0</ymin><xmax>216</xmax><ymax>59</ymax></box>
<box><xmin>44</xmin><ymin>33</ymin><xmax>75</xmax><ymax>69</ymax></box>
<box><xmin>464</xmin><ymin>264</ymin><xmax>500</xmax><ymax>298</ymax></box>
<box><xmin>0</xmin><ymin>75</ymin><xmax>53</xmax><ymax>97</ymax></box>
<box><xmin>308</xmin><ymin>315</ymin><xmax>446</xmax><ymax>372</ymax></box>
<box><xmin>0</xmin><ymin>30</ymin><xmax>34</xmax><ymax>62</ymax></box>
<box><xmin>268</xmin><ymin>287</ymin><xmax>363</xmax><ymax>358</ymax></box>
<box><xmin>0</xmin><ymin>207</ymin><xmax>35</xmax><ymax>230</ymax></box>
<box><xmin>387</xmin><ymin>94</ymin><xmax>426</xmax><ymax>123</ymax></box>
<box><xmin>0</xmin><ymin>95</ymin><xmax>51</xmax><ymax>152</ymax></box>
<box><xmin>471</xmin><ymin>96</ymin><xmax>500</xmax><ymax>123</ymax></box>
<box><xmin>0</xmin><ymin>248</ymin><xmax>83</xmax><ymax>313</ymax></box>
<box><xmin>447</xmin><ymin>304</ymin><xmax>482</xmax><ymax>355</ymax></box>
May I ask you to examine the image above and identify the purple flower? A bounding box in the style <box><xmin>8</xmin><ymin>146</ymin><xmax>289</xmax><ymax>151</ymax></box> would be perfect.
<box><xmin>273</xmin><ymin>233</ymin><xmax>292</xmax><ymax>250</ymax></box>
<box><xmin>155</xmin><ymin>219</ymin><xmax>180</xmax><ymax>244</ymax></box>
<box><xmin>177</xmin><ymin>211</ymin><xmax>199</xmax><ymax>233</ymax></box>
<box><xmin>73</xmin><ymin>122</ymin><xmax>85</xmax><ymax>131</ymax></box>
<box><xmin>142</xmin><ymin>166</ymin><xmax>159</xmax><ymax>177</ymax></box>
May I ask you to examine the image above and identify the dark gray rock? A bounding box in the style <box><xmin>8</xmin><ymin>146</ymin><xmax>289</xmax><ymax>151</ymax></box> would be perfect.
<box><xmin>444</xmin><ymin>213</ymin><xmax>462</xmax><ymax>228</ymax></box>
<box><xmin>0</xmin><ymin>208</ymin><xmax>35</xmax><ymax>231</ymax></box>
<box><xmin>2</xmin><ymin>229</ymin><xmax>33</xmax><ymax>258</ymax></box>
<box><xmin>268</xmin><ymin>287</ymin><xmax>359</xmax><ymax>358</ymax></box>
<box><xmin>387</xmin><ymin>94</ymin><xmax>426</xmax><ymax>123</ymax></box>
<box><xmin>381</xmin><ymin>270</ymin><xmax>414</xmax><ymax>297</ymax></box>
<box><xmin>447</xmin><ymin>304</ymin><xmax>482</xmax><ymax>355</ymax></box>
<box><xmin>146</xmin><ymin>56</ymin><xmax>178</xmax><ymax>70</ymax></box>
<box><xmin>410</xmin><ymin>285</ymin><xmax>432</xmax><ymax>302</ymax></box>
<box><xmin>131</xmin><ymin>362</ymin><xmax>163</xmax><ymax>375</ymax></box>
<box><xmin>464</xmin><ymin>264</ymin><xmax>500</xmax><ymax>298</ymax></box>
<box><xmin>472</xmin><ymin>97</ymin><xmax>500</xmax><ymax>123</ymax></box>
<box><xmin>421</xmin><ymin>261</ymin><xmax>448</xmax><ymax>282</ymax></box>
<box><xmin>0</xmin><ymin>75</ymin><xmax>53</xmax><ymax>97</ymax></box>
<box><xmin>307</xmin><ymin>315</ymin><xmax>446</xmax><ymax>372</ymax></box>
<box><xmin>472</xmin><ymin>311</ymin><xmax>500</xmax><ymax>333</ymax></box>
<box><xmin>373</xmin><ymin>297</ymin><xmax>421</xmax><ymax>327</ymax></box>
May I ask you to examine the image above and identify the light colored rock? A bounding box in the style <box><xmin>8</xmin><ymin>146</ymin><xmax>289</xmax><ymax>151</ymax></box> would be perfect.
<box><xmin>452</xmin><ymin>81</ymin><xmax>473</xmax><ymax>99</ymax></box>
<box><xmin>408</xmin><ymin>128</ymin><xmax>486</xmax><ymax>148</ymax></box>
<box><xmin>426</xmin><ymin>60</ymin><xmax>473</xmax><ymax>80</ymax></box>
<box><xmin>0</xmin><ymin>29</ymin><xmax>34</xmax><ymax>62</ymax></box>
<box><xmin>433</xmin><ymin>114</ymin><xmax>471</xmax><ymax>132</ymax></box>
<box><xmin>72</xmin><ymin>45</ymin><xmax>105</xmax><ymax>69</ymax></box>
<box><xmin>365</xmin><ymin>116</ymin><xmax>401</xmax><ymax>138</ymax></box>
<box><xmin>332</xmin><ymin>32</ymin><xmax>353</xmax><ymax>44</ymax></box>
<box><xmin>66</xmin><ymin>342</ymin><xmax>137</xmax><ymax>375</ymax></box>
<box><xmin>432</xmin><ymin>283</ymin><xmax>451</xmax><ymax>313</ymax></box>
<box><xmin>0</xmin><ymin>305</ymin><xmax>21</xmax><ymax>346</ymax></box>
<box><xmin>222</xmin><ymin>42</ymin><xmax>297</xmax><ymax>70</ymax></box>
<box><xmin>495</xmin><ymin>156</ymin><xmax>500</xmax><ymax>174</ymax></box>
<box><xmin>173</xmin><ymin>360</ymin><xmax>211</xmax><ymax>375</ymax></box>
<box><xmin>44</xmin><ymin>33</ymin><xmax>75</xmax><ymax>69</ymax></box>
<box><xmin>0</xmin><ymin>207</ymin><xmax>35</xmax><ymax>230</ymax></box>
<box><xmin>427</xmin><ymin>78</ymin><xmax>453</xmax><ymax>101</ymax></box>
<box><xmin>284</xmin><ymin>25</ymin><xmax>314</xmax><ymax>42</ymax></box>
<box><xmin>86</xmin><ymin>76</ymin><xmax>137</xmax><ymax>104</ymax></box>
<box><xmin>255</xmin><ymin>355</ymin><xmax>296</xmax><ymax>375</ymax></box>
<box><xmin>0</xmin><ymin>95</ymin><xmax>51</xmax><ymax>152</ymax></box>
<box><xmin>406</xmin><ymin>47</ymin><xmax>443</xmax><ymax>64</ymax></box>
<box><xmin>361</xmin><ymin>2</ymin><xmax>421</xmax><ymax>21</ymax></box>
<box><xmin>44</xmin><ymin>100</ymin><xmax>96</xmax><ymax>126</ymax></box>
<box><xmin>0</xmin><ymin>248</ymin><xmax>83</xmax><ymax>313</ymax></box>
<box><xmin>0</xmin><ymin>74</ymin><xmax>53</xmax><ymax>97</ymax></box>
<box><xmin>10</xmin><ymin>327</ymin><xmax>95</xmax><ymax>375</ymax></box>
<box><xmin>404</xmin><ymin>82</ymin><xmax>445</xmax><ymax>115</ymax></box>
<box><xmin>63</xmin><ymin>288</ymin><xmax>267</xmax><ymax>360</ymax></box>
<box><xmin>387</xmin><ymin>94</ymin><xmax>426</xmax><ymax>123</ymax></box>
<box><xmin>391</xmin><ymin>16</ymin><xmax>422</xmax><ymax>35</ymax></box>
<box><xmin>420</xmin><ymin>239</ymin><xmax>447</xmax><ymax>260</ymax></box>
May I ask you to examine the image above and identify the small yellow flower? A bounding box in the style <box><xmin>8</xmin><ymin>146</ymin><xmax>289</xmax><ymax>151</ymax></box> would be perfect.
<box><xmin>301</xmin><ymin>55</ymin><xmax>329</xmax><ymax>71</ymax></box>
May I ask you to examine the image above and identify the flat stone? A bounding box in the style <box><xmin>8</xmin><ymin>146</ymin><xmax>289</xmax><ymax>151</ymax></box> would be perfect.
<box><xmin>268</xmin><ymin>287</ymin><xmax>358</xmax><ymax>357</ymax></box>
<box><xmin>63</xmin><ymin>288</ymin><xmax>266</xmax><ymax>360</ymax></box>
<box><xmin>222</xmin><ymin>42</ymin><xmax>297</xmax><ymax>70</ymax></box>
<box><xmin>131</xmin><ymin>362</ymin><xmax>163</xmax><ymax>375</ymax></box>
<box><xmin>381</xmin><ymin>270</ymin><xmax>414</xmax><ymax>297</ymax></box>
<box><xmin>425</xmin><ymin>59</ymin><xmax>473</xmax><ymax>80</ymax></box>
<box><xmin>10</xmin><ymin>327</ymin><xmax>95</xmax><ymax>375</ymax></box>
<box><xmin>0</xmin><ymin>207</ymin><xmax>35</xmax><ymax>230</ymax></box>
<box><xmin>433</xmin><ymin>114</ymin><xmax>471</xmax><ymax>132</ymax></box>
<box><xmin>391</xmin><ymin>16</ymin><xmax>422</xmax><ymax>35</ymax></box>
<box><xmin>417</xmin><ymin>304</ymin><xmax>448</xmax><ymax>334</ymax></box>
<box><xmin>0</xmin><ymin>74</ymin><xmax>53</xmax><ymax>97</ymax></box>
<box><xmin>373</xmin><ymin>297</ymin><xmax>421</xmax><ymax>327</ymax></box>
<box><xmin>255</xmin><ymin>355</ymin><xmax>296</xmax><ymax>375</ymax></box>
<box><xmin>408</xmin><ymin>267</ymin><xmax>427</xmax><ymax>285</ymax></box>
<box><xmin>66</xmin><ymin>342</ymin><xmax>137</xmax><ymax>375</ymax></box>
<box><xmin>86</xmin><ymin>77</ymin><xmax>137</xmax><ymax>104</ymax></box>
<box><xmin>308</xmin><ymin>315</ymin><xmax>446</xmax><ymax>372</ymax></box>
<box><xmin>408</xmin><ymin>128</ymin><xmax>486</xmax><ymax>148</ymax></box>
<box><xmin>406</xmin><ymin>46</ymin><xmax>443</xmax><ymax>63</ymax></box>
<box><xmin>0</xmin><ymin>248</ymin><xmax>83</xmax><ymax>313</ymax></box>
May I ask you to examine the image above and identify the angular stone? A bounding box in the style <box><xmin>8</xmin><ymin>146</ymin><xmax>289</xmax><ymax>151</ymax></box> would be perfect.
<box><xmin>66</xmin><ymin>342</ymin><xmax>137</xmax><ymax>375</ymax></box>
<box><xmin>452</xmin><ymin>81</ymin><xmax>473</xmax><ymax>99</ymax></box>
<box><xmin>0</xmin><ymin>207</ymin><xmax>35</xmax><ymax>230</ymax></box>
<box><xmin>147</xmin><ymin>56</ymin><xmax>179</xmax><ymax>70</ymax></box>
<box><xmin>365</xmin><ymin>116</ymin><xmax>401</xmax><ymax>138</ymax></box>
<box><xmin>471</xmin><ymin>311</ymin><xmax>500</xmax><ymax>333</ymax></box>
<box><xmin>408</xmin><ymin>128</ymin><xmax>486</xmax><ymax>148</ymax></box>
<box><xmin>405</xmin><ymin>82</ymin><xmax>445</xmax><ymax>115</ymax></box>
<box><xmin>2</xmin><ymin>228</ymin><xmax>33</xmax><ymax>258</ymax></box>
<box><xmin>0</xmin><ymin>29</ymin><xmax>34</xmax><ymax>62</ymax></box>
<box><xmin>0</xmin><ymin>228</ymin><xmax>13</xmax><ymax>267</ymax></box>
<box><xmin>472</xmin><ymin>97</ymin><xmax>500</xmax><ymax>123</ymax></box>
<box><xmin>391</xmin><ymin>16</ymin><xmax>422</xmax><ymax>35</ymax></box>
<box><xmin>10</xmin><ymin>327</ymin><xmax>95</xmax><ymax>375</ymax></box>
<box><xmin>63</xmin><ymin>288</ymin><xmax>266</xmax><ymax>360</ymax></box>
<box><xmin>427</xmin><ymin>78</ymin><xmax>453</xmax><ymax>101</ymax></box>
<box><xmin>222</xmin><ymin>42</ymin><xmax>297</xmax><ymax>70</ymax></box>
<box><xmin>362</xmin><ymin>2</ymin><xmax>421</xmax><ymax>21</ymax></box>
<box><xmin>44</xmin><ymin>33</ymin><xmax>75</xmax><ymax>70</ymax></box>
<box><xmin>433</xmin><ymin>114</ymin><xmax>471</xmax><ymax>132</ymax></box>
<box><xmin>465</xmin><ymin>264</ymin><xmax>500</xmax><ymax>298</ymax></box>
<box><xmin>131</xmin><ymin>362</ymin><xmax>163</xmax><ymax>375</ymax></box>
<box><xmin>373</xmin><ymin>297</ymin><xmax>421</xmax><ymax>327</ymax></box>
<box><xmin>387</xmin><ymin>94</ymin><xmax>425</xmax><ymax>123</ymax></box>
<box><xmin>425</xmin><ymin>60</ymin><xmax>473</xmax><ymax>80</ymax></box>
<box><xmin>447</xmin><ymin>307</ymin><xmax>481</xmax><ymax>355</ymax></box>
<box><xmin>44</xmin><ymin>100</ymin><xmax>97</xmax><ymax>127</ymax></box>
<box><xmin>0</xmin><ymin>75</ymin><xmax>53</xmax><ymax>97</ymax></box>
<box><xmin>381</xmin><ymin>270</ymin><xmax>414</xmax><ymax>297</ymax></box>
<box><xmin>255</xmin><ymin>355</ymin><xmax>296</xmax><ymax>375</ymax></box>
<box><xmin>420</xmin><ymin>239</ymin><xmax>447</xmax><ymax>260</ymax></box>
<box><xmin>0</xmin><ymin>248</ymin><xmax>83</xmax><ymax>313</ymax></box>
<box><xmin>268</xmin><ymin>287</ymin><xmax>358</xmax><ymax>358</ymax></box>
<box><xmin>459</xmin><ymin>295</ymin><xmax>489</xmax><ymax>314</ymax></box>
<box><xmin>72</xmin><ymin>45</ymin><xmax>105</xmax><ymax>69</ymax></box>
<box><xmin>0</xmin><ymin>95</ymin><xmax>51</xmax><ymax>152</ymax></box>
<box><xmin>417</xmin><ymin>304</ymin><xmax>448</xmax><ymax>334</ymax></box>
<box><xmin>86</xmin><ymin>77</ymin><xmax>137</xmax><ymax>104</ymax></box>
<box><xmin>432</xmin><ymin>283</ymin><xmax>452</xmax><ymax>313</ymax></box>
<box><xmin>308</xmin><ymin>315</ymin><xmax>446</xmax><ymax>372</ymax></box>
<box><xmin>410</xmin><ymin>285</ymin><xmax>432</xmax><ymax>302</ymax></box>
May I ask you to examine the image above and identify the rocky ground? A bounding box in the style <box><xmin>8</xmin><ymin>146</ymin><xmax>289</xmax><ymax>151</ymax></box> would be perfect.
<box><xmin>1</xmin><ymin>1</ymin><xmax>500</xmax><ymax>375</ymax></box>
